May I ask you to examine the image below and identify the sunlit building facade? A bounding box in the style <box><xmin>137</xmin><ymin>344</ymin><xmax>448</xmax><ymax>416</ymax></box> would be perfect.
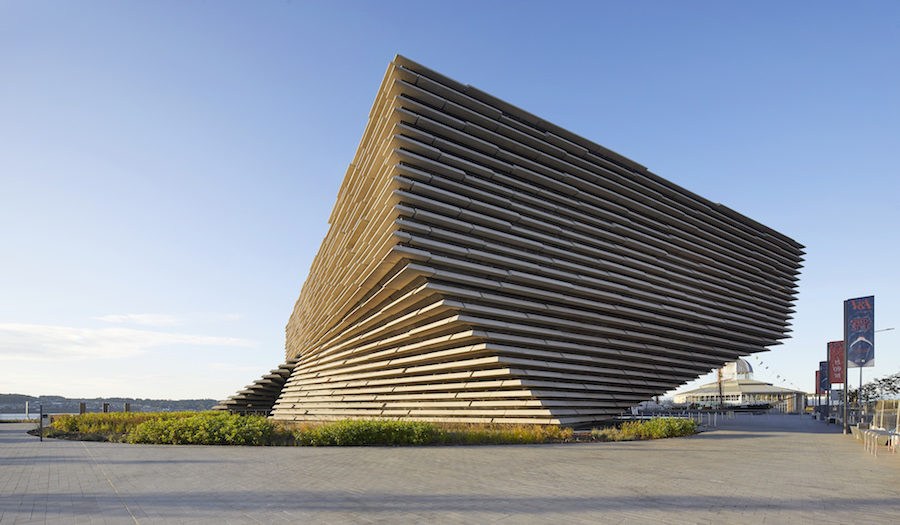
<box><xmin>218</xmin><ymin>56</ymin><xmax>803</xmax><ymax>425</ymax></box>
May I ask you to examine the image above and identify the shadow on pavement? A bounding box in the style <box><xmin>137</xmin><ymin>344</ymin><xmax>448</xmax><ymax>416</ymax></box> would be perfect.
<box><xmin>690</xmin><ymin>432</ymin><xmax>776</xmax><ymax>440</ymax></box>
<box><xmin>0</xmin><ymin>456</ymin><xmax>235</xmax><ymax>466</ymax></box>
<box><xmin>702</xmin><ymin>415</ymin><xmax>844</xmax><ymax>435</ymax></box>
<box><xmin>0</xmin><ymin>426</ymin><xmax>40</xmax><ymax>444</ymax></box>
<box><xmin>2</xmin><ymin>490</ymin><xmax>897</xmax><ymax>517</ymax></box>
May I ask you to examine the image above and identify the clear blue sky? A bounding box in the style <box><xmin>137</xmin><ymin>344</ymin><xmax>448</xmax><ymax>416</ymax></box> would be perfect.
<box><xmin>1</xmin><ymin>1</ymin><xmax>897</xmax><ymax>400</ymax></box>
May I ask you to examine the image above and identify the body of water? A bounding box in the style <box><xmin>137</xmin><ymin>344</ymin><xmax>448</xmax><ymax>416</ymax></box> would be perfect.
<box><xmin>0</xmin><ymin>413</ymin><xmax>39</xmax><ymax>421</ymax></box>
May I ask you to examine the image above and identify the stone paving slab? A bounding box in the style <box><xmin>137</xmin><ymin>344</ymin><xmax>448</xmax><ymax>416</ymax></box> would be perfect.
<box><xmin>1</xmin><ymin>414</ymin><xmax>898</xmax><ymax>524</ymax></box>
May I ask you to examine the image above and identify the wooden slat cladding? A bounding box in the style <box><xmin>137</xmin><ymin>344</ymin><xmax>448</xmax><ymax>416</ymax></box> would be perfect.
<box><xmin>260</xmin><ymin>56</ymin><xmax>802</xmax><ymax>425</ymax></box>
<box><xmin>213</xmin><ymin>360</ymin><xmax>296</xmax><ymax>415</ymax></box>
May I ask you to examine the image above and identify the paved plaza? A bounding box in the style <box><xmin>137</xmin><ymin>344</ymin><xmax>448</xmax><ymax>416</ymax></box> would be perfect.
<box><xmin>1</xmin><ymin>414</ymin><xmax>898</xmax><ymax>524</ymax></box>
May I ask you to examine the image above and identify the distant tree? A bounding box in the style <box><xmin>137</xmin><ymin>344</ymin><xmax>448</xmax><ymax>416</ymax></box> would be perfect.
<box><xmin>848</xmin><ymin>371</ymin><xmax>900</xmax><ymax>404</ymax></box>
<box><xmin>874</xmin><ymin>372</ymin><xmax>900</xmax><ymax>398</ymax></box>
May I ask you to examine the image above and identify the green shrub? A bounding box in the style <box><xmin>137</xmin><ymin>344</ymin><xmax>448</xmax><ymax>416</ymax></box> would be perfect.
<box><xmin>127</xmin><ymin>412</ymin><xmax>288</xmax><ymax>445</ymax></box>
<box><xmin>295</xmin><ymin>419</ymin><xmax>438</xmax><ymax>446</ymax></box>
<box><xmin>590</xmin><ymin>427</ymin><xmax>625</xmax><ymax>442</ymax></box>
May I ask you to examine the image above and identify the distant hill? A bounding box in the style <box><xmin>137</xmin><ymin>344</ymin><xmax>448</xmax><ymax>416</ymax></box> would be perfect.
<box><xmin>0</xmin><ymin>393</ymin><xmax>217</xmax><ymax>414</ymax></box>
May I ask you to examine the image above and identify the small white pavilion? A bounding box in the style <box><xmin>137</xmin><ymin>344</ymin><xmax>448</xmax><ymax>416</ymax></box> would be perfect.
<box><xmin>673</xmin><ymin>359</ymin><xmax>806</xmax><ymax>413</ymax></box>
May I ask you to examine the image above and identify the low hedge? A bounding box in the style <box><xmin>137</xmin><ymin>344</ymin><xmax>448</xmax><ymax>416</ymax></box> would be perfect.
<box><xmin>127</xmin><ymin>412</ymin><xmax>289</xmax><ymax>445</ymax></box>
<box><xmin>43</xmin><ymin>413</ymin><xmax>696</xmax><ymax>446</ymax></box>
<box><xmin>296</xmin><ymin>419</ymin><xmax>438</xmax><ymax>446</ymax></box>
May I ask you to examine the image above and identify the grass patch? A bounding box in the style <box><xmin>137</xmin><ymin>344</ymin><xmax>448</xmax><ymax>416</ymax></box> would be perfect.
<box><xmin>435</xmin><ymin>422</ymin><xmax>573</xmax><ymax>445</ymax></box>
<box><xmin>591</xmin><ymin>418</ymin><xmax>697</xmax><ymax>441</ymax></box>
<box><xmin>51</xmin><ymin>412</ymin><xmax>198</xmax><ymax>435</ymax></box>
<box><xmin>591</xmin><ymin>427</ymin><xmax>628</xmax><ymax>442</ymax></box>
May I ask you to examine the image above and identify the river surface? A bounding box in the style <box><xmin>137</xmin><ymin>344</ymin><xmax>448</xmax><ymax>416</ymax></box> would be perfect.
<box><xmin>0</xmin><ymin>413</ymin><xmax>39</xmax><ymax>421</ymax></box>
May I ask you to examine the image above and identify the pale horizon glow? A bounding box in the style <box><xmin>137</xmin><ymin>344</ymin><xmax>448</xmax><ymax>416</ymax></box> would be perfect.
<box><xmin>1</xmin><ymin>1</ymin><xmax>898</xmax><ymax>401</ymax></box>
<box><xmin>0</xmin><ymin>322</ymin><xmax>255</xmax><ymax>362</ymax></box>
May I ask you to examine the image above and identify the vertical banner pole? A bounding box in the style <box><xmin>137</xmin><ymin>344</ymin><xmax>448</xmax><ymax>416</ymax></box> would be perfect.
<box><xmin>815</xmin><ymin>369</ymin><xmax>820</xmax><ymax>418</ymax></box>
<box><xmin>859</xmin><ymin>366</ymin><xmax>863</xmax><ymax>421</ymax></box>
<box><xmin>843</xmin><ymin>300</ymin><xmax>849</xmax><ymax>434</ymax></box>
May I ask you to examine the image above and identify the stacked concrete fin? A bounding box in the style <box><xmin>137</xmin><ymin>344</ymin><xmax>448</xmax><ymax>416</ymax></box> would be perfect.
<box><xmin>213</xmin><ymin>359</ymin><xmax>297</xmax><ymax>415</ymax></box>
<box><xmin>266</xmin><ymin>55</ymin><xmax>803</xmax><ymax>425</ymax></box>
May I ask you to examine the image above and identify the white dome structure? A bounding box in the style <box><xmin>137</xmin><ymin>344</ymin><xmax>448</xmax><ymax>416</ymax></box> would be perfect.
<box><xmin>722</xmin><ymin>358</ymin><xmax>753</xmax><ymax>380</ymax></box>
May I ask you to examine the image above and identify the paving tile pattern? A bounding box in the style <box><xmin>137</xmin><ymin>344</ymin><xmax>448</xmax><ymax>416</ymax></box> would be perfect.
<box><xmin>2</xmin><ymin>414</ymin><xmax>898</xmax><ymax>524</ymax></box>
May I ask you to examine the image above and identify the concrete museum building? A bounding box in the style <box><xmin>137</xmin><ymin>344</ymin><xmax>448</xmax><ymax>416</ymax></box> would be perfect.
<box><xmin>216</xmin><ymin>56</ymin><xmax>803</xmax><ymax>426</ymax></box>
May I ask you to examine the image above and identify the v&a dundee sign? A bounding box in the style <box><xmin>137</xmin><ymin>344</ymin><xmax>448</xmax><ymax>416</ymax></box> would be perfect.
<box><xmin>844</xmin><ymin>296</ymin><xmax>874</xmax><ymax>368</ymax></box>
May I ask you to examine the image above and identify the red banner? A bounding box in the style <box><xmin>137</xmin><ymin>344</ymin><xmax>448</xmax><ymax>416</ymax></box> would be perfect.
<box><xmin>828</xmin><ymin>341</ymin><xmax>844</xmax><ymax>384</ymax></box>
<box><xmin>815</xmin><ymin>370</ymin><xmax>821</xmax><ymax>395</ymax></box>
